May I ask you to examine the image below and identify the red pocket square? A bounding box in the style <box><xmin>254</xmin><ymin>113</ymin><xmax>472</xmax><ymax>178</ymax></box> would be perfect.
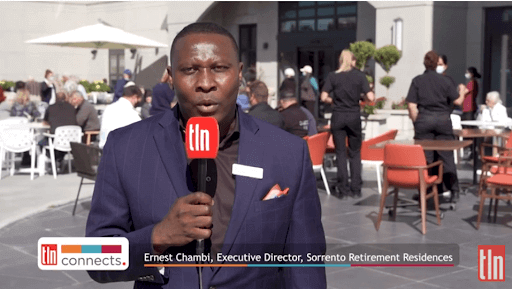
<box><xmin>263</xmin><ymin>184</ymin><xmax>289</xmax><ymax>201</ymax></box>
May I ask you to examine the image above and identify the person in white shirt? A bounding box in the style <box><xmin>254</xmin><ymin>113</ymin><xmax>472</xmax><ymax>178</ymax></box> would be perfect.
<box><xmin>477</xmin><ymin>91</ymin><xmax>509</xmax><ymax>124</ymax></box>
<box><xmin>99</xmin><ymin>85</ymin><xmax>143</xmax><ymax>148</ymax></box>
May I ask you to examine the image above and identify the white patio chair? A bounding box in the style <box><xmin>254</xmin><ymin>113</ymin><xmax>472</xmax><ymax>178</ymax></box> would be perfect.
<box><xmin>450</xmin><ymin>114</ymin><xmax>463</xmax><ymax>164</ymax></box>
<box><xmin>0</xmin><ymin>117</ymin><xmax>31</xmax><ymax>175</ymax></box>
<box><xmin>0</xmin><ymin>127</ymin><xmax>36</xmax><ymax>180</ymax></box>
<box><xmin>42</xmin><ymin>125</ymin><xmax>83</xmax><ymax>179</ymax></box>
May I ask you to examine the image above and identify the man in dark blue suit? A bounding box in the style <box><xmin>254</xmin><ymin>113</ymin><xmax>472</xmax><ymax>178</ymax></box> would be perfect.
<box><xmin>113</xmin><ymin>69</ymin><xmax>132</xmax><ymax>102</ymax></box>
<box><xmin>86</xmin><ymin>22</ymin><xmax>326</xmax><ymax>288</ymax></box>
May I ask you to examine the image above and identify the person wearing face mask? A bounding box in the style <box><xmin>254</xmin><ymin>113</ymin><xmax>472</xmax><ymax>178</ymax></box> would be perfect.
<box><xmin>461</xmin><ymin>67</ymin><xmax>481</xmax><ymax>121</ymax></box>
<box><xmin>436</xmin><ymin>55</ymin><xmax>457</xmax><ymax>88</ymax></box>
<box><xmin>41</xmin><ymin>69</ymin><xmax>56</xmax><ymax>104</ymax></box>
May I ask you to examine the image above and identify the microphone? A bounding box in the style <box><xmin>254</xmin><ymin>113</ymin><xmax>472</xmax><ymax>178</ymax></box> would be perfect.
<box><xmin>185</xmin><ymin>116</ymin><xmax>219</xmax><ymax>289</ymax></box>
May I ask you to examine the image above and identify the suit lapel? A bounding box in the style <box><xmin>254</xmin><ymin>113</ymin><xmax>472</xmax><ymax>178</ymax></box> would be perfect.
<box><xmin>153</xmin><ymin>107</ymin><xmax>191</xmax><ymax>199</ymax></box>
<box><xmin>217</xmin><ymin>109</ymin><xmax>262</xmax><ymax>267</ymax></box>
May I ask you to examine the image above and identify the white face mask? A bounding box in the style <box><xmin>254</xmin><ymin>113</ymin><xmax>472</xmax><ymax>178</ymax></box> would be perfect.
<box><xmin>436</xmin><ymin>66</ymin><xmax>445</xmax><ymax>74</ymax></box>
<box><xmin>465</xmin><ymin>73</ymin><xmax>471</xmax><ymax>79</ymax></box>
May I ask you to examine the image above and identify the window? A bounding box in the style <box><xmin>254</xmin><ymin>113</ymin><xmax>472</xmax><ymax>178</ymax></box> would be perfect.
<box><xmin>279</xmin><ymin>1</ymin><xmax>357</xmax><ymax>33</ymax></box>
<box><xmin>239</xmin><ymin>24</ymin><xmax>257</xmax><ymax>74</ymax></box>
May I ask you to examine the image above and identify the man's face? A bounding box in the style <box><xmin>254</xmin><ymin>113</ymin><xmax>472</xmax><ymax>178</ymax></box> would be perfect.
<box><xmin>169</xmin><ymin>33</ymin><xmax>243</xmax><ymax>127</ymax></box>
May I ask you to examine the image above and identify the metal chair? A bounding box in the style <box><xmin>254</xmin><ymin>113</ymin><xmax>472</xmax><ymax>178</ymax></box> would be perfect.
<box><xmin>69</xmin><ymin>142</ymin><xmax>102</xmax><ymax>216</ymax></box>
<box><xmin>43</xmin><ymin>125</ymin><xmax>83</xmax><ymax>178</ymax></box>
<box><xmin>305</xmin><ymin>132</ymin><xmax>332</xmax><ymax>195</ymax></box>
<box><xmin>376</xmin><ymin>144</ymin><xmax>443</xmax><ymax>234</ymax></box>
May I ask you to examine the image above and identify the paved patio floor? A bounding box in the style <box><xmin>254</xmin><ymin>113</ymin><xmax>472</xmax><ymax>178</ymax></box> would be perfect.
<box><xmin>0</xmin><ymin>162</ymin><xmax>511</xmax><ymax>288</ymax></box>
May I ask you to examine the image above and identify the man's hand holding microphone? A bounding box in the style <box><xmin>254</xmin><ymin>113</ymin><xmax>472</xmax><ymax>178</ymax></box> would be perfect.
<box><xmin>151</xmin><ymin>116</ymin><xmax>219</xmax><ymax>255</ymax></box>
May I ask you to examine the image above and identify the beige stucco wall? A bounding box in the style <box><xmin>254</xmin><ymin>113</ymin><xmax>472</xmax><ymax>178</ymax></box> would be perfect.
<box><xmin>371</xmin><ymin>1</ymin><xmax>434</xmax><ymax>107</ymax></box>
<box><xmin>0</xmin><ymin>1</ymin><xmax>214</xmax><ymax>87</ymax></box>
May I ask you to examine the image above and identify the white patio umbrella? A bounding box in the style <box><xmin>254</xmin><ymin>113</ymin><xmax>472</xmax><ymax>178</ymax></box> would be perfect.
<box><xmin>25</xmin><ymin>23</ymin><xmax>167</xmax><ymax>49</ymax></box>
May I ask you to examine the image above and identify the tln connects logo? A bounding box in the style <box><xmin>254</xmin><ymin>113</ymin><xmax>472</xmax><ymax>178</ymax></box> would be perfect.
<box><xmin>38</xmin><ymin>237</ymin><xmax>129</xmax><ymax>270</ymax></box>
<box><xmin>478</xmin><ymin>245</ymin><xmax>505</xmax><ymax>282</ymax></box>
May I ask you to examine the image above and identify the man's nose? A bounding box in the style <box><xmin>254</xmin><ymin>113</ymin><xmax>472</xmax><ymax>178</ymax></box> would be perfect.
<box><xmin>196</xmin><ymin>69</ymin><xmax>216</xmax><ymax>93</ymax></box>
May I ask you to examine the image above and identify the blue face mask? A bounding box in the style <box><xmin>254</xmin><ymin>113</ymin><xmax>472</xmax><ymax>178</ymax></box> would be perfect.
<box><xmin>436</xmin><ymin>66</ymin><xmax>445</xmax><ymax>74</ymax></box>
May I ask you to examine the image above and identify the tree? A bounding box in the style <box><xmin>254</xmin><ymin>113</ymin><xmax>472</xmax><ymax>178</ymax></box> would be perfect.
<box><xmin>374</xmin><ymin>45</ymin><xmax>401</xmax><ymax>97</ymax></box>
<box><xmin>349</xmin><ymin>41</ymin><xmax>375</xmax><ymax>71</ymax></box>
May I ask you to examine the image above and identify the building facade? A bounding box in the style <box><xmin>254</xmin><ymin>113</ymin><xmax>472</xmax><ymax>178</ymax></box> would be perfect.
<box><xmin>0</xmin><ymin>1</ymin><xmax>510</xmax><ymax>109</ymax></box>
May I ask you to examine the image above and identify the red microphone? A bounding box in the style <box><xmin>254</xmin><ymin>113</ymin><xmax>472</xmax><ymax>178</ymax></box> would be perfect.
<box><xmin>185</xmin><ymin>117</ymin><xmax>219</xmax><ymax>289</ymax></box>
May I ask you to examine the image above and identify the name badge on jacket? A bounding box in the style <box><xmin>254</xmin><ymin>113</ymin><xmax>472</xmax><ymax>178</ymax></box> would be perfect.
<box><xmin>232</xmin><ymin>164</ymin><xmax>263</xmax><ymax>179</ymax></box>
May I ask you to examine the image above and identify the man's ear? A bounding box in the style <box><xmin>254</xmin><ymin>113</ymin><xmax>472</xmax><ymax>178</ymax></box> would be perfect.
<box><xmin>238</xmin><ymin>62</ymin><xmax>244</xmax><ymax>82</ymax></box>
<box><xmin>166</xmin><ymin>65</ymin><xmax>174</xmax><ymax>88</ymax></box>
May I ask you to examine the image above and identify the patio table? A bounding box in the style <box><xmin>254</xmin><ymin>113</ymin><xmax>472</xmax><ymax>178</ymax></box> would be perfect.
<box><xmin>453</xmin><ymin>129</ymin><xmax>505</xmax><ymax>185</ymax></box>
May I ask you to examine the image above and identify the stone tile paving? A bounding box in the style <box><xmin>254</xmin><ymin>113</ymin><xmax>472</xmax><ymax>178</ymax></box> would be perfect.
<box><xmin>0</xmin><ymin>169</ymin><xmax>510</xmax><ymax>288</ymax></box>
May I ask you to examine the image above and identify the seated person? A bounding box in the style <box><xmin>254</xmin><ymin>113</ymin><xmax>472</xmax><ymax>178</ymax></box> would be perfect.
<box><xmin>278</xmin><ymin>90</ymin><xmax>309</xmax><ymax>138</ymax></box>
<box><xmin>477</xmin><ymin>91</ymin><xmax>509</xmax><ymax>125</ymax></box>
<box><xmin>10</xmin><ymin>81</ymin><xmax>40</xmax><ymax>120</ymax></box>
<box><xmin>69</xmin><ymin>90</ymin><xmax>101</xmax><ymax>142</ymax></box>
<box><xmin>99</xmin><ymin>85</ymin><xmax>142</xmax><ymax>148</ymax></box>
<box><xmin>41</xmin><ymin>91</ymin><xmax>77</xmax><ymax>166</ymax></box>
<box><xmin>247</xmin><ymin>80</ymin><xmax>284</xmax><ymax>129</ymax></box>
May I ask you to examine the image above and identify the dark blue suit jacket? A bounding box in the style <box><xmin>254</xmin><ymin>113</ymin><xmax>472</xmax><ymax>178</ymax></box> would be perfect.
<box><xmin>113</xmin><ymin>78</ymin><xmax>129</xmax><ymax>102</ymax></box>
<box><xmin>150</xmin><ymin>83</ymin><xmax>175</xmax><ymax>116</ymax></box>
<box><xmin>86</xmin><ymin>105</ymin><xmax>326</xmax><ymax>288</ymax></box>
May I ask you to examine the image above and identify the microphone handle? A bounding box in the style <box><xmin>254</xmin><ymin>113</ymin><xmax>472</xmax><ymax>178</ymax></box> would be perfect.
<box><xmin>196</xmin><ymin>159</ymin><xmax>207</xmax><ymax>289</ymax></box>
<box><xmin>196</xmin><ymin>158</ymin><xmax>207</xmax><ymax>253</ymax></box>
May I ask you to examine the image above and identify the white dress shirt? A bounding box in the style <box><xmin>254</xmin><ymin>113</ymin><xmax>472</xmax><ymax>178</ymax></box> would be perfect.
<box><xmin>44</xmin><ymin>79</ymin><xmax>56</xmax><ymax>105</ymax></box>
<box><xmin>99</xmin><ymin>97</ymin><xmax>141</xmax><ymax>148</ymax></box>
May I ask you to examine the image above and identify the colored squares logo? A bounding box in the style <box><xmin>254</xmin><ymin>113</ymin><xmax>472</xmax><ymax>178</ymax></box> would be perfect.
<box><xmin>38</xmin><ymin>237</ymin><xmax>129</xmax><ymax>271</ymax></box>
<box><xmin>61</xmin><ymin>245</ymin><xmax>122</xmax><ymax>254</ymax></box>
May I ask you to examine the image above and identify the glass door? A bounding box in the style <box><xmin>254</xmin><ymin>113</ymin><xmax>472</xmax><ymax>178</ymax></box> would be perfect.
<box><xmin>109</xmin><ymin>49</ymin><xmax>125</xmax><ymax>89</ymax></box>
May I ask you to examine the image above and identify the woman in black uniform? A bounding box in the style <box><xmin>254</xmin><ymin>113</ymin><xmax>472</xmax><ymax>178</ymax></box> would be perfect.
<box><xmin>321</xmin><ymin>50</ymin><xmax>374</xmax><ymax>199</ymax></box>
<box><xmin>406</xmin><ymin>50</ymin><xmax>467</xmax><ymax>201</ymax></box>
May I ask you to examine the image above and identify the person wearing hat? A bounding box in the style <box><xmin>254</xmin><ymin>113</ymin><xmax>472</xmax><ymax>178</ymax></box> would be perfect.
<box><xmin>279</xmin><ymin>89</ymin><xmax>310</xmax><ymax>138</ymax></box>
<box><xmin>113</xmin><ymin>69</ymin><xmax>133</xmax><ymax>102</ymax></box>
<box><xmin>279</xmin><ymin>68</ymin><xmax>296</xmax><ymax>99</ymax></box>
<box><xmin>300</xmin><ymin>65</ymin><xmax>319</xmax><ymax>116</ymax></box>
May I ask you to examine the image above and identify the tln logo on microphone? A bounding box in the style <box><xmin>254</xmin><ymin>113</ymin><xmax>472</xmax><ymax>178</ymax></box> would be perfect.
<box><xmin>41</xmin><ymin>244</ymin><xmax>58</xmax><ymax>265</ymax></box>
<box><xmin>186</xmin><ymin>117</ymin><xmax>219</xmax><ymax>159</ymax></box>
<box><xmin>478</xmin><ymin>245</ymin><xmax>505</xmax><ymax>281</ymax></box>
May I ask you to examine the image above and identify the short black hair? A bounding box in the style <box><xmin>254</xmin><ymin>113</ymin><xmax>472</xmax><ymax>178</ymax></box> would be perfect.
<box><xmin>123</xmin><ymin>85</ymin><xmax>143</xmax><ymax>98</ymax></box>
<box><xmin>170</xmin><ymin>22</ymin><xmax>239</xmax><ymax>65</ymax></box>
<box><xmin>439</xmin><ymin>54</ymin><xmax>448</xmax><ymax>65</ymax></box>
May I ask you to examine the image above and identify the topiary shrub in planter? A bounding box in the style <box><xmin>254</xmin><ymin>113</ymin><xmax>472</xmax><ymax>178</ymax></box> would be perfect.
<box><xmin>349</xmin><ymin>41</ymin><xmax>375</xmax><ymax>71</ymax></box>
<box><xmin>374</xmin><ymin>45</ymin><xmax>401</xmax><ymax>98</ymax></box>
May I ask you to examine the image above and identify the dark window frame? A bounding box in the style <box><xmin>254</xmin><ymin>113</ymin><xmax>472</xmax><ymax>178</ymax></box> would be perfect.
<box><xmin>279</xmin><ymin>1</ymin><xmax>357</xmax><ymax>33</ymax></box>
<box><xmin>239</xmin><ymin>24</ymin><xmax>257</xmax><ymax>74</ymax></box>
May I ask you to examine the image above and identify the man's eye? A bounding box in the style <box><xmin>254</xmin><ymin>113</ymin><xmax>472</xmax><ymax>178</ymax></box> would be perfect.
<box><xmin>182</xmin><ymin>67</ymin><xmax>196</xmax><ymax>74</ymax></box>
<box><xmin>213</xmin><ymin>66</ymin><xmax>228</xmax><ymax>72</ymax></box>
